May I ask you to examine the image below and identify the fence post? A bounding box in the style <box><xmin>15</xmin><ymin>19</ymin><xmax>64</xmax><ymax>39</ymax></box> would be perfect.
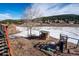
<box><xmin>65</xmin><ymin>35</ymin><xmax>68</xmax><ymax>49</ymax></box>
<box><xmin>76</xmin><ymin>40</ymin><xmax>79</xmax><ymax>48</ymax></box>
<box><xmin>59</xmin><ymin>34</ymin><xmax>64</xmax><ymax>53</ymax></box>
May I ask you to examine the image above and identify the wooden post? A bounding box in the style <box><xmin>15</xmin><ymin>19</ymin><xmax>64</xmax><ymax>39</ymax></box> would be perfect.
<box><xmin>59</xmin><ymin>34</ymin><xmax>64</xmax><ymax>53</ymax></box>
<box><xmin>60</xmin><ymin>34</ymin><xmax>68</xmax><ymax>49</ymax></box>
<box><xmin>64</xmin><ymin>35</ymin><xmax>68</xmax><ymax>49</ymax></box>
<box><xmin>76</xmin><ymin>40</ymin><xmax>79</xmax><ymax>48</ymax></box>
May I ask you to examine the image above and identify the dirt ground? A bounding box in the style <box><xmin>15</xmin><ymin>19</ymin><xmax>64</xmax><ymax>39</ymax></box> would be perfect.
<box><xmin>9</xmin><ymin>37</ymin><xmax>56</xmax><ymax>56</ymax></box>
<box><xmin>10</xmin><ymin>38</ymin><xmax>47</xmax><ymax>56</ymax></box>
<box><xmin>9</xmin><ymin>36</ymin><xmax>79</xmax><ymax>56</ymax></box>
<box><xmin>20</xmin><ymin>23</ymin><xmax>79</xmax><ymax>27</ymax></box>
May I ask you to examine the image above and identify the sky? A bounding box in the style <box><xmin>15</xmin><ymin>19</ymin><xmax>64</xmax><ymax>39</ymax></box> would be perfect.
<box><xmin>0</xmin><ymin>3</ymin><xmax>79</xmax><ymax>20</ymax></box>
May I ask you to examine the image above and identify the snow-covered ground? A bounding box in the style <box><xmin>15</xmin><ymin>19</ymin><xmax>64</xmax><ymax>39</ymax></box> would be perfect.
<box><xmin>10</xmin><ymin>26</ymin><xmax>79</xmax><ymax>44</ymax></box>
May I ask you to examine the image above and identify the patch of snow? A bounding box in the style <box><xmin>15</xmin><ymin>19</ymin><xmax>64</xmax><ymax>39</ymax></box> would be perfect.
<box><xmin>10</xmin><ymin>26</ymin><xmax>79</xmax><ymax>44</ymax></box>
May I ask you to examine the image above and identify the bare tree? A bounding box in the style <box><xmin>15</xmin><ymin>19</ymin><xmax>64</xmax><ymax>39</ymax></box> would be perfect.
<box><xmin>22</xmin><ymin>6</ymin><xmax>42</xmax><ymax>36</ymax></box>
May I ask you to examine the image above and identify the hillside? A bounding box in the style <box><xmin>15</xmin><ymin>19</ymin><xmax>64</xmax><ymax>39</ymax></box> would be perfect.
<box><xmin>0</xmin><ymin>19</ymin><xmax>24</xmax><ymax>25</ymax></box>
<box><xmin>0</xmin><ymin>14</ymin><xmax>79</xmax><ymax>25</ymax></box>
<box><xmin>36</xmin><ymin>14</ymin><xmax>79</xmax><ymax>24</ymax></box>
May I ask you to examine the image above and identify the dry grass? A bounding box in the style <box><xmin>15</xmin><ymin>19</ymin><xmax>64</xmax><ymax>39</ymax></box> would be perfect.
<box><xmin>8</xmin><ymin>24</ymin><xmax>20</xmax><ymax>35</ymax></box>
<box><xmin>8</xmin><ymin>24</ymin><xmax>46</xmax><ymax>56</ymax></box>
<box><xmin>10</xmin><ymin>38</ymin><xmax>32</xmax><ymax>56</ymax></box>
<box><xmin>10</xmin><ymin>38</ymin><xmax>47</xmax><ymax>56</ymax></box>
<box><xmin>9</xmin><ymin>36</ymin><xmax>79</xmax><ymax>56</ymax></box>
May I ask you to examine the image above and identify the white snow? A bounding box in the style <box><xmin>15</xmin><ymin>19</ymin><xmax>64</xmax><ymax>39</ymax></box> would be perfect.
<box><xmin>10</xmin><ymin>26</ymin><xmax>79</xmax><ymax>44</ymax></box>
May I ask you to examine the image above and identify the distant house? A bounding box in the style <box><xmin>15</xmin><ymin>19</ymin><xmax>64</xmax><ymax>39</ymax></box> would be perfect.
<box><xmin>69</xmin><ymin>21</ymin><xmax>75</xmax><ymax>24</ymax></box>
<box><xmin>59</xmin><ymin>20</ymin><xmax>65</xmax><ymax>24</ymax></box>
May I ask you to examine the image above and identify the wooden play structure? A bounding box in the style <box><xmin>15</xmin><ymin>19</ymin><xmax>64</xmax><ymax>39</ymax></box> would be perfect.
<box><xmin>40</xmin><ymin>31</ymin><xmax>49</xmax><ymax>40</ymax></box>
<box><xmin>0</xmin><ymin>24</ymin><xmax>12</xmax><ymax>56</ymax></box>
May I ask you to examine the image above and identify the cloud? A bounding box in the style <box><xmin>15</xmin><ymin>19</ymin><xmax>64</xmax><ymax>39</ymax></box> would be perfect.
<box><xmin>0</xmin><ymin>13</ymin><xmax>23</xmax><ymax>20</ymax></box>
<box><xmin>0</xmin><ymin>13</ymin><xmax>13</xmax><ymax>20</ymax></box>
<box><xmin>24</xmin><ymin>3</ymin><xmax>79</xmax><ymax>19</ymax></box>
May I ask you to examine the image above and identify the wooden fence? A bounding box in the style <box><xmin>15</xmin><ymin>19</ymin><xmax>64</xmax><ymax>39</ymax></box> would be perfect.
<box><xmin>60</xmin><ymin>34</ymin><xmax>79</xmax><ymax>49</ymax></box>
